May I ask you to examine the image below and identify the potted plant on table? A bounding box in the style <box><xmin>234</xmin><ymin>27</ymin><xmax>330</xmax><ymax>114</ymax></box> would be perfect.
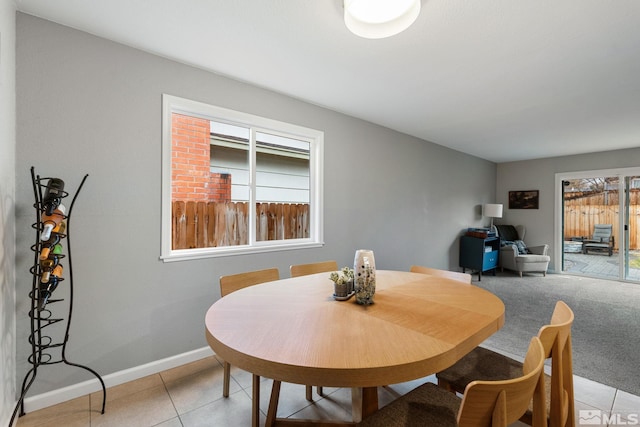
<box><xmin>329</xmin><ymin>267</ymin><xmax>354</xmax><ymax>298</ymax></box>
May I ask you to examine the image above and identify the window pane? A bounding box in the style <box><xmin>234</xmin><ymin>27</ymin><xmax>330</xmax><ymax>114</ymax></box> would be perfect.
<box><xmin>210</xmin><ymin>121</ymin><xmax>250</xmax><ymax>203</ymax></box>
<box><xmin>255</xmin><ymin>131</ymin><xmax>310</xmax><ymax>241</ymax></box>
<box><xmin>207</xmin><ymin>120</ymin><xmax>250</xmax><ymax>247</ymax></box>
<box><xmin>170</xmin><ymin>113</ymin><xmax>250</xmax><ymax>249</ymax></box>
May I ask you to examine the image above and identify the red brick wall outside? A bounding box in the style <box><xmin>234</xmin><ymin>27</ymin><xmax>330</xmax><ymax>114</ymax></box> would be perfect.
<box><xmin>210</xmin><ymin>173</ymin><xmax>232</xmax><ymax>201</ymax></box>
<box><xmin>172</xmin><ymin>113</ymin><xmax>231</xmax><ymax>202</ymax></box>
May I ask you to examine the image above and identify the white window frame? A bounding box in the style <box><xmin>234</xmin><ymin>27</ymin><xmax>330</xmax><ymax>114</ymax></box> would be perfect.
<box><xmin>161</xmin><ymin>94</ymin><xmax>324</xmax><ymax>262</ymax></box>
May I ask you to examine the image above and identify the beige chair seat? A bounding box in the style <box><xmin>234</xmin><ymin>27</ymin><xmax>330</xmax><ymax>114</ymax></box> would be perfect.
<box><xmin>514</xmin><ymin>253</ymin><xmax>551</xmax><ymax>277</ymax></box>
<box><xmin>437</xmin><ymin>346</ymin><xmax>523</xmax><ymax>386</ymax></box>
<box><xmin>358</xmin><ymin>382</ymin><xmax>461</xmax><ymax>427</ymax></box>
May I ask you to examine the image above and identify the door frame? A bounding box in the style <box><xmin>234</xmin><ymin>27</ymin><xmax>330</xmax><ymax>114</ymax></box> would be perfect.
<box><xmin>555</xmin><ymin>166</ymin><xmax>640</xmax><ymax>281</ymax></box>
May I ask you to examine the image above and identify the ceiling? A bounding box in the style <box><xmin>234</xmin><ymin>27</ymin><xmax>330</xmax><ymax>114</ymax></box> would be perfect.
<box><xmin>15</xmin><ymin>0</ymin><xmax>640</xmax><ymax>163</ymax></box>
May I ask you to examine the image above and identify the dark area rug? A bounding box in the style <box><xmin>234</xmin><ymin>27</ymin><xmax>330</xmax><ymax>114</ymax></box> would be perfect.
<box><xmin>473</xmin><ymin>271</ymin><xmax>640</xmax><ymax>396</ymax></box>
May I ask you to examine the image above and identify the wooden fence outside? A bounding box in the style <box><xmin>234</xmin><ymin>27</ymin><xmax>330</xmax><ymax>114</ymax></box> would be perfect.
<box><xmin>172</xmin><ymin>195</ymin><xmax>640</xmax><ymax>250</ymax></box>
<box><xmin>564</xmin><ymin>197</ymin><xmax>640</xmax><ymax>250</ymax></box>
<box><xmin>564</xmin><ymin>188</ymin><xmax>640</xmax><ymax>204</ymax></box>
<box><xmin>172</xmin><ymin>201</ymin><xmax>309</xmax><ymax>249</ymax></box>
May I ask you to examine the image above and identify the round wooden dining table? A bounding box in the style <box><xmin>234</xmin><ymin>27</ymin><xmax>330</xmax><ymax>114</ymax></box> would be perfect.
<box><xmin>205</xmin><ymin>270</ymin><xmax>505</xmax><ymax>426</ymax></box>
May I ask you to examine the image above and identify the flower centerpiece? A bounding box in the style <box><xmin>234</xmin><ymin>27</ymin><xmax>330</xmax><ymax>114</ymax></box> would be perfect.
<box><xmin>329</xmin><ymin>267</ymin><xmax>354</xmax><ymax>298</ymax></box>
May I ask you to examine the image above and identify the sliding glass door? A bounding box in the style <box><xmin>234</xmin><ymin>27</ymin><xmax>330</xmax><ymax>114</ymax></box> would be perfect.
<box><xmin>557</xmin><ymin>167</ymin><xmax>640</xmax><ymax>282</ymax></box>
<box><xmin>624</xmin><ymin>176</ymin><xmax>640</xmax><ymax>280</ymax></box>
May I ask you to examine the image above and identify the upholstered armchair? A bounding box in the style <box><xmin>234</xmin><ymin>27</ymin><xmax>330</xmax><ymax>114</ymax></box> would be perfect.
<box><xmin>495</xmin><ymin>225</ymin><xmax>550</xmax><ymax>277</ymax></box>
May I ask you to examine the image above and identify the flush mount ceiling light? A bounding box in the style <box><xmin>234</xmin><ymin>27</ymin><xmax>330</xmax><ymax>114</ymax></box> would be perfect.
<box><xmin>344</xmin><ymin>0</ymin><xmax>421</xmax><ymax>39</ymax></box>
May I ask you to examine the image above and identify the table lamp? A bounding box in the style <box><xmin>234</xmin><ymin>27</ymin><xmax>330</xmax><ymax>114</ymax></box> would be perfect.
<box><xmin>483</xmin><ymin>204</ymin><xmax>503</xmax><ymax>234</ymax></box>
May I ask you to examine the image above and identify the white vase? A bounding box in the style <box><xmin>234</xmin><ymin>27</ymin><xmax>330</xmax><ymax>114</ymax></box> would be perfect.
<box><xmin>353</xmin><ymin>249</ymin><xmax>376</xmax><ymax>305</ymax></box>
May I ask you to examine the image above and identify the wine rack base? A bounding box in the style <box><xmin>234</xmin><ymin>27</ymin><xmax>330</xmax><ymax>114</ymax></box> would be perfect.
<box><xmin>9</xmin><ymin>167</ymin><xmax>106</xmax><ymax>426</ymax></box>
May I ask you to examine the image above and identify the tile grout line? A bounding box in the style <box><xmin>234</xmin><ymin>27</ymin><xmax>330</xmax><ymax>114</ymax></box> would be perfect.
<box><xmin>157</xmin><ymin>372</ymin><xmax>183</xmax><ymax>427</ymax></box>
<box><xmin>609</xmin><ymin>388</ymin><xmax>618</xmax><ymax>416</ymax></box>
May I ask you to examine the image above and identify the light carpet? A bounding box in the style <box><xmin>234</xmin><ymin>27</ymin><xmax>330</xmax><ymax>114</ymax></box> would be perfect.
<box><xmin>472</xmin><ymin>271</ymin><xmax>640</xmax><ymax>396</ymax></box>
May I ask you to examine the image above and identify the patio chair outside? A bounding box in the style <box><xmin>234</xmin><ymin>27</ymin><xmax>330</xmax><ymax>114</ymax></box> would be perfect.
<box><xmin>583</xmin><ymin>224</ymin><xmax>614</xmax><ymax>256</ymax></box>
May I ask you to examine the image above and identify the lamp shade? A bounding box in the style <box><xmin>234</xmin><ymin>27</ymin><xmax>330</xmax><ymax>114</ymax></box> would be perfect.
<box><xmin>344</xmin><ymin>0</ymin><xmax>421</xmax><ymax>39</ymax></box>
<box><xmin>483</xmin><ymin>204</ymin><xmax>503</xmax><ymax>218</ymax></box>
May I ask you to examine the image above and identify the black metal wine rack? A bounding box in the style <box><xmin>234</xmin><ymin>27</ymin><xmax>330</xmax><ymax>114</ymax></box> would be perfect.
<box><xmin>9</xmin><ymin>167</ymin><xmax>106</xmax><ymax>426</ymax></box>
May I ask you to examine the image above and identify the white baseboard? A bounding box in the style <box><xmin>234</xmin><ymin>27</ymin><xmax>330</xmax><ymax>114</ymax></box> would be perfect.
<box><xmin>22</xmin><ymin>346</ymin><xmax>214</xmax><ymax>413</ymax></box>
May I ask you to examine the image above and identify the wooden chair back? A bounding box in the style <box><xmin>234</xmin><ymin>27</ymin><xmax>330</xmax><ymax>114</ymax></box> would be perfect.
<box><xmin>218</xmin><ymin>267</ymin><xmax>280</xmax><ymax>401</ymax></box>
<box><xmin>535</xmin><ymin>300</ymin><xmax>575</xmax><ymax>427</ymax></box>
<box><xmin>220</xmin><ymin>268</ymin><xmax>280</xmax><ymax>297</ymax></box>
<box><xmin>457</xmin><ymin>337</ymin><xmax>546</xmax><ymax>427</ymax></box>
<box><xmin>290</xmin><ymin>260</ymin><xmax>338</xmax><ymax>277</ymax></box>
<box><xmin>410</xmin><ymin>265</ymin><xmax>472</xmax><ymax>284</ymax></box>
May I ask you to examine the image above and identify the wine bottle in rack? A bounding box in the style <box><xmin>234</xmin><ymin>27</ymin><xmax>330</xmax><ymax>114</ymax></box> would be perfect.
<box><xmin>53</xmin><ymin>221</ymin><xmax>66</xmax><ymax>235</ymax></box>
<box><xmin>39</xmin><ymin>263</ymin><xmax>63</xmax><ymax>308</ymax></box>
<box><xmin>42</xmin><ymin>178</ymin><xmax>65</xmax><ymax>216</ymax></box>
<box><xmin>40</xmin><ymin>255</ymin><xmax>60</xmax><ymax>283</ymax></box>
<box><xmin>51</xmin><ymin>264</ymin><xmax>63</xmax><ymax>279</ymax></box>
<box><xmin>39</xmin><ymin>234</ymin><xmax>61</xmax><ymax>260</ymax></box>
<box><xmin>40</xmin><ymin>204</ymin><xmax>66</xmax><ymax>241</ymax></box>
<box><xmin>39</xmin><ymin>276</ymin><xmax>61</xmax><ymax>308</ymax></box>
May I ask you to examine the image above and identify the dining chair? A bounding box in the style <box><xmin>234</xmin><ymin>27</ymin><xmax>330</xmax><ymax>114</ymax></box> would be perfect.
<box><xmin>289</xmin><ymin>260</ymin><xmax>338</xmax><ymax>399</ymax></box>
<box><xmin>409</xmin><ymin>265</ymin><xmax>472</xmax><ymax>284</ymax></box>
<box><xmin>437</xmin><ymin>300</ymin><xmax>575</xmax><ymax>427</ymax></box>
<box><xmin>290</xmin><ymin>260</ymin><xmax>339</xmax><ymax>278</ymax></box>
<box><xmin>357</xmin><ymin>336</ymin><xmax>546</xmax><ymax>427</ymax></box>
<box><xmin>219</xmin><ymin>267</ymin><xmax>280</xmax><ymax>398</ymax></box>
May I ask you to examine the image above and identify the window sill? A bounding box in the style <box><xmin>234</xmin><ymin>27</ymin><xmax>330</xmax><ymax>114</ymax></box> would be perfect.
<box><xmin>160</xmin><ymin>240</ymin><xmax>325</xmax><ymax>262</ymax></box>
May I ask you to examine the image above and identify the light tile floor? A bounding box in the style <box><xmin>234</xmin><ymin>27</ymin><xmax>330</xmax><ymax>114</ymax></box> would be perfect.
<box><xmin>15</xmin><ymin>354</ymin><xmax>640</xmax><ymax>427</ymax></box>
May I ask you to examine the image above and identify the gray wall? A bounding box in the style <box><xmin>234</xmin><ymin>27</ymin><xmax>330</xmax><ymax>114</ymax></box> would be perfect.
<box><xmin>496</xmin><ymin>147</ymin><xmax>640</xmax><ymax>271</ymax></box>
<box><xmin>15</xmin><ymin>13</ymin><xmax>496</xmax><ymax>395</ymax></box>
<box><xmin>0</xmin><ymin>0</ymin><xmax>17</xmax><ymax>425</ymax></box>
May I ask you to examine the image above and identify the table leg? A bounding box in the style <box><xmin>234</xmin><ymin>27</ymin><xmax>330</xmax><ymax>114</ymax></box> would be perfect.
<box><xmin>351</xmin><ymin>387</ymin><xmax>378</xmax><ymax>422</ymax></box>
<box><xmin>265</xmin><ymin>380</ymin><xmax>282</xmax><ymax>427</ymax></box>
<box><xmin>223</xmin><ymin>361</ymin><xmax>231</xmax><ymax>397</ymax></box>
<box><xmin>252</xmin><ymin>374</ymin><xmax>260</xmax><ymax>427</ymax></box>
<box><xmin>351</xmin><ymin>388</ymin><xmax>362</xmax><ymax>422</ymax></box>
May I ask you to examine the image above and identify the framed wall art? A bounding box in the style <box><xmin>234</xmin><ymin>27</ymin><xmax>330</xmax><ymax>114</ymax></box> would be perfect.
<box><xmin>509</xmin><ymin>190</ymin><xmax>539</xmax><ymax>209</ymax></box>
